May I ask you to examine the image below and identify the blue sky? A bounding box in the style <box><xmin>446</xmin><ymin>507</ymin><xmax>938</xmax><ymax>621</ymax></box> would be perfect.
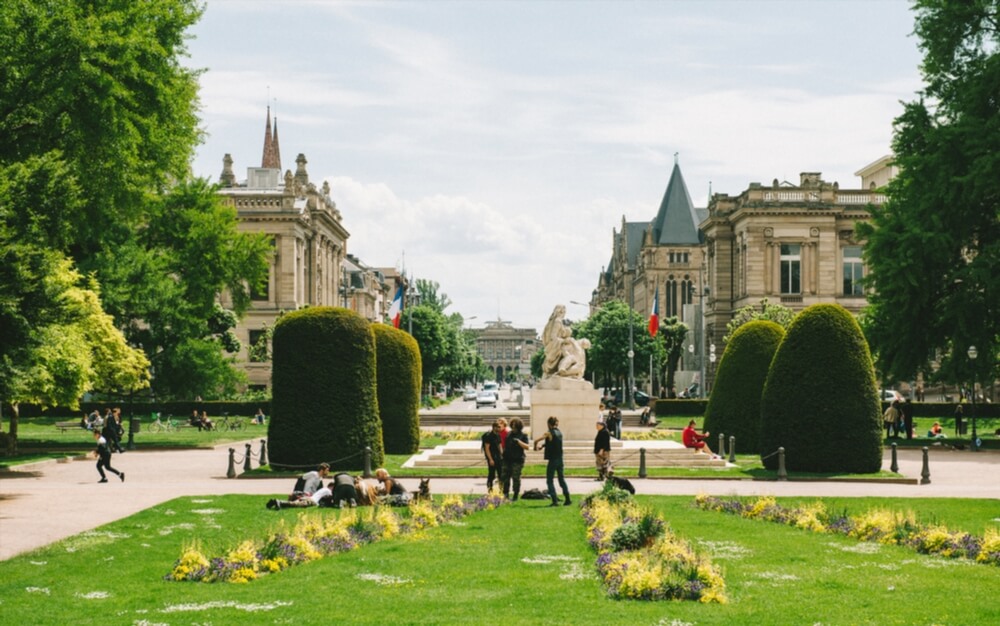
<box><xmin>186</xmin><ymin>0</ymin><xmax>923</xmax><ymax>330</ymax></box>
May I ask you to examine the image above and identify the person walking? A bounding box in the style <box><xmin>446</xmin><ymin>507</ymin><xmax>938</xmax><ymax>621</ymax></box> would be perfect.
<box><xmin>883</xmin><ymin>400</ymin><xmax>901</xmax><ymax>439</ymax></box>
<box><xmin>93</xmin><ymin>430</ymin><xmax>124</xmax><ymax>483</ymax></box>
<box><xmin>481</xmin><ymin>420</ymin><xmax>503</xmax><ymax>492</ymax></box>
<box><xmin>502</xmin><ymin>417</ymin><xmax>530</xmax><ymax>500</ymax></box>
<box><xmin>594</xmin><ymin>418</ymin><xmax>611</xmax><ymax>481</ymax></box>
<box><xmin>534</xmin><ymin>416</ymin><xmax>571</xmax><ymax>507</ymax></box>
<box><xmin>101</xmin><ymin>410</ymin><xmax>124</xmax><ymax>454</ymax></box>
<box><xmin>901</xmin><ymin>398</ymin><xmax>915</xmax><ymax>440</ymax></box>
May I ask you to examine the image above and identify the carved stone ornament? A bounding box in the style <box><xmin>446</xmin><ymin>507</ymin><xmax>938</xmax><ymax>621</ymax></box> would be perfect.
<box><xmin>763</xmin><ymin>227</ymin><xmax>774</xmax><ymax>238</ymax></box>
<box><xmin>810</xmin><ymin>227</ymin><xmax>819</xmax><ymax>237</ymax></box>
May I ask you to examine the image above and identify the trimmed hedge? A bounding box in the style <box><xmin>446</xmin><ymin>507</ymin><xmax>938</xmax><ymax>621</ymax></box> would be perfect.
<box><xmin>269</xmin><ymin>307</ymin><xmax>384</xmax><ymax>471</ymax></box>
<box><xmin>703</xmin><ymin>320</ymin><xmax>785</xmax><ymax>455</ymax></box>
<box><xmin>372</xmin><ymin>324</ymin><xmax>421</xmax><ymax>454</ymax></box>
<box><xmin>652</xmin><ymin>399</ymin><xmax>707</xmax><ymax>416</ymax></box>
<box><xmin>760</xmin><ymin>303</ymin><xmax>882</xmax><ymax>473</ymax></box>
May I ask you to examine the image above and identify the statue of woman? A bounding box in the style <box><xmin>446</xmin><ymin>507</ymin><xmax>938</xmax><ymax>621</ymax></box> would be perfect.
<box><xmin>542</xmin><ymin>305</ymin><xmax>571</xmax><ymax>377</ymax></box>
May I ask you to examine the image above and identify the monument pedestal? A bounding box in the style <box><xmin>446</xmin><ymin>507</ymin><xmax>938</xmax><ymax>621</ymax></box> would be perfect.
<box><xmin>530</xmin><ymin>377</ymin><xmax>602</xmax><ymax>444</ymax></box>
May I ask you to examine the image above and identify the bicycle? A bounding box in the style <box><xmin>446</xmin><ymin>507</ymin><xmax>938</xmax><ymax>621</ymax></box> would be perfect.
<box><xmin>218</xmin><ymin>414</ymin><xmax>246</xmax><ymax>432</ymax></box>
<box><xmin>148</xmin><ymin>414</ymin><xmax>177</xmax><ymax>433</ymax></box>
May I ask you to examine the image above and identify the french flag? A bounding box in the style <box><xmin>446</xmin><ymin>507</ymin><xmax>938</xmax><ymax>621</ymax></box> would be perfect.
<box><xmin>387</xmin><ymin>285</ymin><xmax>404</xmax><ymax>328</ymax></box>
<box><xmin>648</xmin><ymin>285</ymin><xmax>659</xmax><ymax>337</ymax></box>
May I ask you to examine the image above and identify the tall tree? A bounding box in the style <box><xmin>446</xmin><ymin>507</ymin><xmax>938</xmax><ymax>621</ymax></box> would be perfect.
<box><xmin>722</xmin><ymin>298</ymin><xmax>795</xmax><ymax>344</ymax></box>
<box><xmin>575</xmin><ymin>299</ymin><xmax>659</xmax><ymax>391</ymax></box>
<box><xmin>415</xmin><ymin>279</ymin><xmax>452</xmax><ymax>313</ymax></box>
<box><xmin>857</xmin><ymin>0</ymin><xmax>1000</xmax><ymax>385</ymax></box>
<box><xmin>0</xmin><ymin>1</ymin><xmax>270</xmax><ymax>400</ymax></box>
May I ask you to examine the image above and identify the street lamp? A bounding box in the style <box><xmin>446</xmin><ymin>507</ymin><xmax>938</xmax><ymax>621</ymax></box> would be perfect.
<box><xmin>968</xmin><ymin>345</ymin><xmax>979</xmax><ymax>451</ymax></box>
<box><xmin>700</xmin><ymin>286</ymin><xmax>710</xmax><ymax>399</ymax></box>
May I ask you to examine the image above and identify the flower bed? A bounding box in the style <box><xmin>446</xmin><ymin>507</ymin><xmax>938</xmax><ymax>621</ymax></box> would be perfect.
<box><xmin>694</xmin><ymin>494</ymin><xmax>1000</xmax><ymax>566</ymax></box>
<box><xmin>168</xmin><ymin>493</ymin><xmax>504</xmax><ymax>583</ymax></box>
<box><xmin>581</xmin><ymin>483</ymin><xmax>726</xmax><ymax>603</ymax></box>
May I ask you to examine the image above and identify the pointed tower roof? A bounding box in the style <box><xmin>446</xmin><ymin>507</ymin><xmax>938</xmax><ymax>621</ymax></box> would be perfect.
<box><xmin>261</xmin><ymin>106</ymin><xmax>281</xmax><ymax>169</ymax></box>
<box><xmin>651</xmin><ymin>159</ymin><xmax>702</xmax><ymax>245</ymax></box>
<box><xmin>271</xmin><ymin>117</ymin><xmax>282</xmax><ymax>171</ymax></box>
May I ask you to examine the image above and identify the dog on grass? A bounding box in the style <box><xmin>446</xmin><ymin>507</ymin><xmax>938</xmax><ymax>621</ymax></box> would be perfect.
<box><xmin>412</xmin><ymin>478</ymin><xmax>431</xmax><ymax>501</ymax></box>
<box><xmin>354</xmin><ymin>476</ymin><xmax>380</xmax><ymax>506</ymax></box>
<box><xmin>606</xmin><ymin>470</ymin><xmax>635</xmax><ymax>494</ymax></box>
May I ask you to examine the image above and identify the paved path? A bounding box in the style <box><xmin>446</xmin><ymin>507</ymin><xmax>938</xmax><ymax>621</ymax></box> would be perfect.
<box><xmin>1</xmin><ymin>442</ymin><xmax>997</xmax><ymax>561</ymax></box>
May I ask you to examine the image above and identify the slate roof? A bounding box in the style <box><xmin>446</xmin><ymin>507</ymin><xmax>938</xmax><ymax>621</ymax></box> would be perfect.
<box><xmin>651</xmin><ymin>162</ymin><xmax>702</xmax><ymax>245</ymax></box>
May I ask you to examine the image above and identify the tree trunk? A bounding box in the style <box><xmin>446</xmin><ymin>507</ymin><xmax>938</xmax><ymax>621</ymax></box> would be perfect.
<box><xmin>5</xmin><ymin>402</ymin><xmax>18</xmax><ymax>456</ymax></box>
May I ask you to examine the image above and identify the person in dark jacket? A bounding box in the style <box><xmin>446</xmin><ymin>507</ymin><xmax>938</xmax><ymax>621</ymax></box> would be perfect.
<box><xmin>93</xmin><ymin>430</ymin><xmax>124</xmax><ymax>483</ymax></box>
<box><xmin>481</xmin><ymin>420</ymin><xmax>503</xmax><ymax>492</ymax></box>
<box><xmin>594</xmin><ymin>418</ymin><xmax>611</xmax><ymax>481</ymax></box>
<box><xmin>502</xmin><ymin>418</ymin><xmax>530</xmax><ymax>500</ymax></box>
<box><xmin>534</xmin><ymin>416</ymin><xmax>570</xmax><ymax>507</ymax></box>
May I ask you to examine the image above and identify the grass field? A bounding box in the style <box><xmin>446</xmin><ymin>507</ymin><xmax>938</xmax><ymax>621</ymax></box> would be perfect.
<box><xmin>0</xmin><ymin>495</ymin><xmax>997</xmax><ymax>625</ymax></box>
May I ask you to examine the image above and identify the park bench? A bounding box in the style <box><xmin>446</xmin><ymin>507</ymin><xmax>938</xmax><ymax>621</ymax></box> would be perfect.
<box><xmin>54</xmin><ymin>421</ymin><xmax>82</xmax><ymax>433</ymax></box>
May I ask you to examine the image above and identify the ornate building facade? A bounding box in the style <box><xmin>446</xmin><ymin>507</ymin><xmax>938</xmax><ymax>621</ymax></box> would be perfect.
<box><xmin>472</xmin><ymin>319</ymin><xmax>539</xmax><ymax>383</ymax></box>
<box><xmin>592</xmin><ymin>158</ymin><xmax>891</xmax><ymax>394</ymax></box>
<box><xmin>218</xmin><ymin>108</ymin><xmax>390</xmax><ymax>390</ymax></box>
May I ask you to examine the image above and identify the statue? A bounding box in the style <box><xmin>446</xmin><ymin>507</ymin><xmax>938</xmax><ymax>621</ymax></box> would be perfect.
<box><xmin>542</xmin><ymin>304</ymin><xmax>588</xmax><ymax>380</ymax></box>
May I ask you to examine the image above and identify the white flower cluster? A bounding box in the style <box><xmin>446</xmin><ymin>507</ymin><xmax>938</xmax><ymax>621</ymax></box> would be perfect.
<box><xmin>356</xmin><ymin>573</ymin><xmax>412</xmax><ymax>586</ymax></box>
<box><xmin>159</xmin><ymin>600</ymin><xmax>293</xmax><ymax>613</ymax></box>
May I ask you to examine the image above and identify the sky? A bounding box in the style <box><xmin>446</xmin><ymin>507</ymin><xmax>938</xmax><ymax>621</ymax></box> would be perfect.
<box><xmin>186</xmin><ymin>0</ymin><xmax>924</xmax><ymax>331</ymax></box>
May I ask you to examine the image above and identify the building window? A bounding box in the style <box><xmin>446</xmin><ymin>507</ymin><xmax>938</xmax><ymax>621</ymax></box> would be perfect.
<box><xmin>248</xmin><ymin>329</ymin><xmax>269</xmax><ymax>362</ymax></box>
<box><xmin>681</xmin><ymin>275</ymin><xmax>693</xmax><ymax>307</ymax></box>
<box><xmin>251</xmin><ymin>276</ymin><xmax>269</xmax><ymax>301</ymax></box>
<box><xmin>665</xmin><ymin>276</ymin><xmax>677</xmax><ymax>317</ymax></box>
<box><xmin>668</xmin><ymin>251</ymin><xmax>689</xmax><ymax>264</ymax></box>
<box><xmin>780</xmin><ymin>244</ymin><xmax>801</xmax><ymax>294</ymax></box>
<box><xmin>842</xmin><ymin>246</ymin><xmax>864</xmax><ymax>296</ymax></box>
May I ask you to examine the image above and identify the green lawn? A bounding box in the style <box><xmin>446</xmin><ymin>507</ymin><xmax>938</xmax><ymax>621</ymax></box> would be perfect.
<box><xmin>0</xmin><ymin>495</ymin><xmax>997</xmax><ymax>624</ymax></box>
<box><xmin>1</xmin><ymin>415</ymin><xmax>268</xmax><ymax>467</ymax></box>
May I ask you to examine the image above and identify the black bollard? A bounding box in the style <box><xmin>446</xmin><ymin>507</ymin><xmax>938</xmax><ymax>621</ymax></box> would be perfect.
<box><xmin>718</xmin><ymin>433</ymin><xmax>726</xmax><ymax>458</ymax></box>
<box><xmin>890</xmin><ymin>442</ymin><xmax>898</xmax><ymax>473</ymax></box>
<box><xmin>728</xmin><ymin>435</ymin><xmax>736</xmax><ymax>464</ymax></box>
<box><xmin>777</xmin><ymin>447</ymin><xmax>787</xmax><ymax>481</ymax></box>
<box><xmin>227</xmin><ymin>448</ymin><xmax>236</xmax><ymax>479</ymax></box>
<box><xmin>259</xmin><ymin>439</ymin><xmax>268</xmax><ymax>467</ymax></box>
<box><xmin>638</xmin><ymin>447</ymin><xmax>647</xmax><ymax>478</ymax></box>
<box><xmin>363</xmin><ymin>446</ymin><xmax>373</xmax><ymax>478</ymax></box>
<box><xmin>244</xmin><ymin>443</ymin><xmax>252</xmax><ymax>472</ymax></box>
<box><xmin>920</xmin><ymin>446</ymin><xmax>931</xmax><ymax>485</ymax></box>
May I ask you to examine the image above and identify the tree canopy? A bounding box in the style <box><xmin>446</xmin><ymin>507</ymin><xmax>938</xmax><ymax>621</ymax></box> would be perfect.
<box><xmin>0</xmin><ymin>0</ymin><xmax>271</xmax><ymax>411</ymax></box>
<box><xmin>574</xmin><ymin>299</ymin><xmax>661</xmax><ymax>391</ymax></box>
<box><xmin>857</xmin><ymin>0</ymin><xmax>1000</xmax><ymax>385</ymax></box>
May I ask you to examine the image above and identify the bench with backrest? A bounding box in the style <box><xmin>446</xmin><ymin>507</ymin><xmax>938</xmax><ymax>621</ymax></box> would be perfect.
<box><xmin>55</xmin><ymin>420</ymin><xmax>84</xmax><ymax>433</ymax></box>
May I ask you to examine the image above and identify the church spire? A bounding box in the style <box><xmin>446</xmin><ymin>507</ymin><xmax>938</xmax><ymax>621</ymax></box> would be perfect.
<box><xmin>271</xmin><ymin>116</ymin><xmax>282</xmax><ymax>171</ymax></box>
<box><xmin>261</xmin><ymin>106</ymin><xmax>281</xmax><ymax>169</ymax></box>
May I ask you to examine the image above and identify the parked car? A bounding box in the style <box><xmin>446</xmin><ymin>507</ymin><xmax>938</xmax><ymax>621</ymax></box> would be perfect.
<box><xmin>476</xmin><ymin>389</ymin><xmax>498</xmax><ymax>409</ymax></box>
<box><xmin>882</xmin><ymin>389</ymin><xmax>905</xmax><ymax>403</ymax></box>
<box><xmin>678</xmin><ymin>383</ymin><xmax>699</xmax><ymax>399</ymax></box>
<box><xmin>607</xmin><ymin>388</ymin><xmax>652</xmax><ymax>407</ymax></box>
<box><xmin>462</xmin><ymin>387</ymin><xmax>478</xmax><ymax>401</ymax></box>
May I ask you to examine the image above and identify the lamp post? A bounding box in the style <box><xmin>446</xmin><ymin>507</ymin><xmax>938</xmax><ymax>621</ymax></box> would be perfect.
<box><xmin>968</xmin><ymin>345</ymin><xmax>979</xmax><ymax>451</ymax></box>
<box><xmin>627</xmin><ymin>278</ymin><xmax>635</xmax><ymax>410</ymax></box>
<box><xmin>700</xmin><ymin>286</ymin><xmax>710</xmax><ymax>399</ymax></box>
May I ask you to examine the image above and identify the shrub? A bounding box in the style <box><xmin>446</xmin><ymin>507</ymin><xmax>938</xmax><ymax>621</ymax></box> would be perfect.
<box><xmin>269</xmin><ymin>307</ymin><xmax>384</xmax><ymax>470</ymax></box>
<box><xmin>759</xmin><ymin>303</ymin><xmax>882</xmax><ymax>472</ymax></box>
<box><xmin>703</xmin><ymin>320</ymin><xmax>785</xmax><ymax>454</ymax></box>
<box><xmin>372</xmin><ymin>324</ymin><xmax>421</xmax><ymax>454</ymax></box>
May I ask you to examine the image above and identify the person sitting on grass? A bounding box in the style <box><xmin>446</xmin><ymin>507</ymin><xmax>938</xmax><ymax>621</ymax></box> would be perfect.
<box><xmin>268</xmin><ymin>481</ymin><xmax>332</xmax><ymax>510</ymax></box>
<box><xmin>928</xmin><ymin>422</ymin><xmax>947</xmax><ymax>439</ymax></box>
<box><xmin>682</xmin><ymin>419</ymin><xmax>718</xmax><ymax>458</ymax></box>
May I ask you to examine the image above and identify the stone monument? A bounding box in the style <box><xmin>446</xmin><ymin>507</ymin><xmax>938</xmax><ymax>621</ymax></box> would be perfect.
<box><xmin>531</xmin><ymin>304</ymin><xmax>603</xmax><ymax>443</ymax></box>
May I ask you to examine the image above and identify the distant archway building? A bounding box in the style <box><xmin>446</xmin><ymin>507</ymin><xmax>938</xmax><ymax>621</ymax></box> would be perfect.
<box><xmin>472</xmin><ymin>319</ymin><xmax>538</xmax><ymax>383</ymax></box>
<box><xmin>591</xmin><ymin>157</ymin><xmax>892</xmax><ymax>394</ymax></box>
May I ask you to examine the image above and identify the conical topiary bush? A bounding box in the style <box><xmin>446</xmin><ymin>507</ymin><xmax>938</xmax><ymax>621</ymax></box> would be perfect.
<box><xmin>269</xmin><ymin>306</ymin><xmax>384</xmax><ymax>471</ymax></box>
<box><xmin>372</xmin><ymin>323</ymin><xmax>421</xmax><ymax>454</ymax></box>
<box><xmin>759</xmin><ymin>303</ymin><xmax>882</xmax><ymax>473</ymax></box>
<box><xmin>703</xmin><ymin>320</ymin><xmax>785</xmax><ymax>455</ymax></box>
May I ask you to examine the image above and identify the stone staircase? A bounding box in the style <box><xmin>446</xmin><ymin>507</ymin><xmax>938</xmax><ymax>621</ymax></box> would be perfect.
<box><xmin>404</xmin><ymin>440</ymin><xmax>727</xmax><ymax>469</ymax></box>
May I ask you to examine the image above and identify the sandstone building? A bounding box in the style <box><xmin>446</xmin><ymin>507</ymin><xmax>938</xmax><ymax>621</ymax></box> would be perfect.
<box><xmin>592</xmin><ymin>157</ymin><xmax>891</xmax><ymax>394</ymax></box>
<box><xmin>218</xmin><ymin>108</ymin><xmax>391</xmax><ymax>390</ymax></box>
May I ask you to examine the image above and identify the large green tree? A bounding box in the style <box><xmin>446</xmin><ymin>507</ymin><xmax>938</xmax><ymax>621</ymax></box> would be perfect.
<box><xmin>574</xmin><ymin>299</ymin><xmax>660</xmax><ymax>392</ymax></box>
<box><xmin>857</xmin><ymin>0</ymin><xmax>1000</xmax><ymax>385</ymax></box>
<box><xmin>0</xmin><ymin>1</ymin><xmax>270</xmax><ymax>400</ymax></box>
